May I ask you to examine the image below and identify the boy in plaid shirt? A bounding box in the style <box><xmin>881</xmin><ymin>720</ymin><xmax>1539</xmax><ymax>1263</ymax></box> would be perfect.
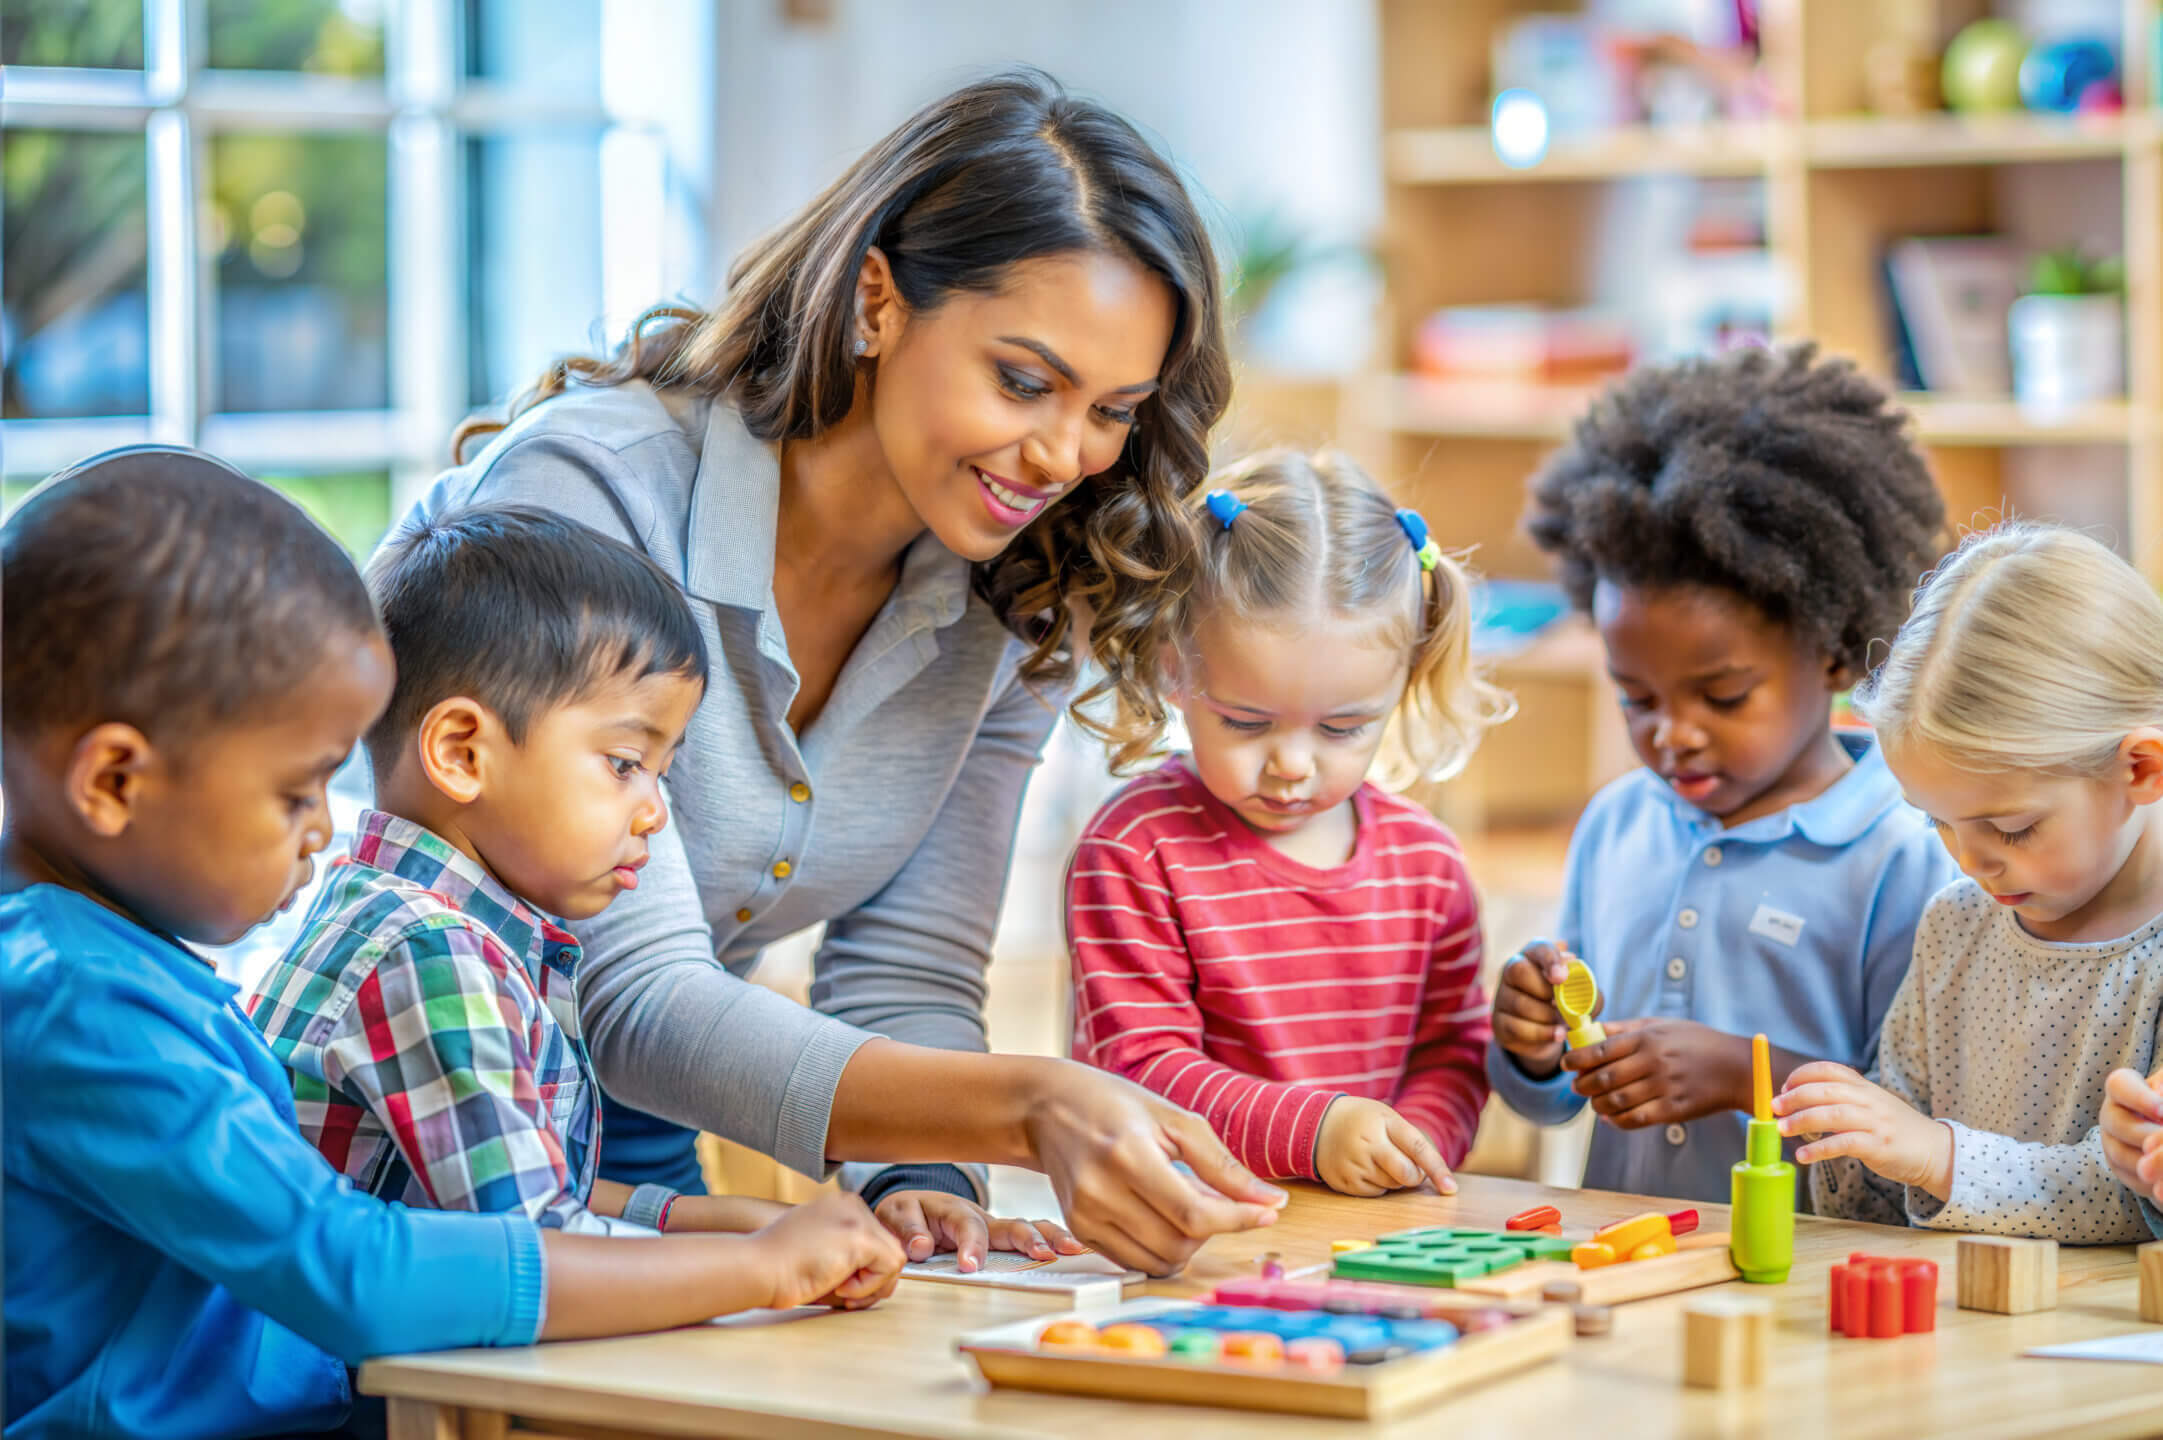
<box><xmin>250</xmin><ymin>507</ymin><xmax>1066</xmax><ymax>1254</ymax></box>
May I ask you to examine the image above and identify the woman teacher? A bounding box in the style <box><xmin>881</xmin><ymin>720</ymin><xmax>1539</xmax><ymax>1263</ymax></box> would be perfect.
<box><xmin>403</xmin><ymin>70</ymin><xmax>1284</xmax><ymax>1274</ymax></box>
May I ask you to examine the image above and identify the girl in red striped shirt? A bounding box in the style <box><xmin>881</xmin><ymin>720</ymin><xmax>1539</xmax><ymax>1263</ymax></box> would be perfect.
<box><xmin>1067</xmin><ymin>449</ymin><xmax>1514</xmax><ymax>1196</ymax></box>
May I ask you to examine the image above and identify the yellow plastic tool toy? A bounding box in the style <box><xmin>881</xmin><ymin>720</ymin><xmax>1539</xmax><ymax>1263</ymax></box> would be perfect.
<box><xmin>1556</xmin><ymin>957</ymin><xmax>1605</xmax><ymax>1048</ymax></box>
<box><xmin>1569</xmin><ymin>1211</ymin><xmax>1679</xmax><ymax>1270</ymax></box>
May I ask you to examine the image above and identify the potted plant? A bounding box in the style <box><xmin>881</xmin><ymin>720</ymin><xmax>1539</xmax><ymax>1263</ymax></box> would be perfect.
<box><xmin>2008</xmin><ymin>247</ymin><xmax>2125</xmax><ymax>411</ymax></box>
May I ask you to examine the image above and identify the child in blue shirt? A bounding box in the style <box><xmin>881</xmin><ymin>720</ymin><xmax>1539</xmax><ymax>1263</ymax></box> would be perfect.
<box><xmin>1</xmin><ymin>448</ymin><xmax>906</xmax><ymax>1440</ymax></box>
<box><xmin>1484</xmin><ymin>346</ymin><xmax>1962</xmax><ymax>1205</ymax></box>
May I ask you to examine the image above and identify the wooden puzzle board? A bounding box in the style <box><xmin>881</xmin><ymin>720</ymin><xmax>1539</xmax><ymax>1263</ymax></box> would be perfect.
<box><xmin>957</xmin><ymin>1296</ymin><xmax>1571</xmax><ymax>1420</ymax></box>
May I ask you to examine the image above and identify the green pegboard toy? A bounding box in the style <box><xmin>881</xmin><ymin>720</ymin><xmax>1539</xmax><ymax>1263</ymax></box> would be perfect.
<box><xmin>1330</xmin><ymin>1226</ymin><xmax>1575</xmax><ymax>1288</ymax></box>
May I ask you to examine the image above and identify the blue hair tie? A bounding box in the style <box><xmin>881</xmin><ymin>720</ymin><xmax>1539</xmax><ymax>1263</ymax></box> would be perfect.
<box><xmin>1397</xmin><ymin>508</ymin><xmax>1441</xmax><ymax>571</ymax></box>
<box><xmin>1205</xmin><ymin>489</ymin><xmax>1248</xmax><ymax>530</ymax></box>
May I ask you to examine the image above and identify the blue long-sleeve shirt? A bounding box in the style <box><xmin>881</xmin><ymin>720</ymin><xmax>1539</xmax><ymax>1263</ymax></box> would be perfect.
<box><xmin>1486</xmin><ymin>736</ymin><xmax>1961</xmax><ymax>1205</ymax></box>
<box><xmin>3</xmin><ymin>884</ymin><xmax>546</xmax><ymax>1440</ymax></box>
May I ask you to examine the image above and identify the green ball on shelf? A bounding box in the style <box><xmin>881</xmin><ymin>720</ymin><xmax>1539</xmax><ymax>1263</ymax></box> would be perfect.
<box><xmin>1942</xmin><ymin>18</ymin><xmax>2029</xmax><ymax>113</ymax></box>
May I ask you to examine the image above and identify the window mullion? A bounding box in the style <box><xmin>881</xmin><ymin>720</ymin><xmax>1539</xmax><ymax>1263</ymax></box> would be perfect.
<box><xmin>145</xmin><ymin>110</ymin><xmax>200</xmax><ymax>446</ymax></box>
<box><xmin>143</xmin><ymin>0</ymin><xmax>189</xmax><ymax>104</ymax></box>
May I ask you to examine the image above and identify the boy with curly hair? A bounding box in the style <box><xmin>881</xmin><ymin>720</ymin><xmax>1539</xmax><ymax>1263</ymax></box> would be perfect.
<box><xmin>1487</xmin><ymin>345</ymin><xmax>1964</xmax><ymax>1204</ymax></box>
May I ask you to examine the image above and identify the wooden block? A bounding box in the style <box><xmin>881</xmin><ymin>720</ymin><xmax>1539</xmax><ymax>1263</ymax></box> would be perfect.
<box><xmin>1682</xmin><ymin>1295</ymin><xmax>1772</xmax><ymax>1390</ymax></box>
<box><xmin>1955</xmin><ymin>1236</ymin><xmax>2058</xmax><ymax>1315</ymax></box>
<box><xmin>2140</xmin><ymin>1241</ymin><xmax>2163</xmax><ymax>1324</ymax></box>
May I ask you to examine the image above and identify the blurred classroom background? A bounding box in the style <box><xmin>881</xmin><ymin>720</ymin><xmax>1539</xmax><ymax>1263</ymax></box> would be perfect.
<box><xmin>9</xmin><ymin>0</ymin><xmax>2160</xmax><ymax>1191</ymax></box>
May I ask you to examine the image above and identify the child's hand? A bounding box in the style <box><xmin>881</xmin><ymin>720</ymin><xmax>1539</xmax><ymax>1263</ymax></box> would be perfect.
<box><xmin>1315</xmin><ymin>1096</ymin><xmax>1457</xmax><ymax>1198</ymax></box>
<box><xmin>2101</xmin><ymin>1067</ymin><xmax>2163</xmax><ymax>1202</ymax></box>
<box><xmin>753</xmin><ymin>1191</ymin><xmax>909</xmax><ymax>1311</ymax></box>
<box><xmin>872</xmin><ymin>1189</ymin><xmax>1088</xmax><ymax>1271</ymax></box>
<box><xmin>1773</xmin><ymin>1061</ymin><xmax>1955</xmax><ymax>1199</ymax></box>
<box><xmin>1560</xmin><ymin>1018</ymin><xmax>1748</xmax><ymax>1129</ymax></box>
<box><xmin>1492</xmin><ymin>940</ymin><xmax>1585</xmax><ymax>1080</ymax></box>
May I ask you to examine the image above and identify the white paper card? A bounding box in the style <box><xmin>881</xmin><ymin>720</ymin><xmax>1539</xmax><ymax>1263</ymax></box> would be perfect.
<box><xmin>2025</xmin><ymin>1332</ymin><xmax>2163</xmax><ymax>1365</ymax></box>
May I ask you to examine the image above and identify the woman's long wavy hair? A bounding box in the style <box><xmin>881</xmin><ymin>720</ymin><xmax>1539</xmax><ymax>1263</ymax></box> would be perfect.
<box><xmin>454</xmin><ymin>68</ymin><xmax>1230</xmax><ymax>715</ymax></box>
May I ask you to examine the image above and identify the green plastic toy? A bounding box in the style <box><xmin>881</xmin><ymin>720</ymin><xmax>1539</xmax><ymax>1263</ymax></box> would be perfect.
<box><xmin>1730</xmin><ymin>1032</ymin><xmax>1795</xmax><ymax>1284</ymax></box>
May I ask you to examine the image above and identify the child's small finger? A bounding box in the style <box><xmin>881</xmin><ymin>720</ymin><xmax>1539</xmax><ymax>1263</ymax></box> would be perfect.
<box><xmin>1772</xmin><ymin>1082</ymin><xmax>1854</xmax><ymax>1115</ymax></box>
<box><xmin>995</xmin><ymin>1218</ymin><xmax>1055</xmax><ymax>1259</ymax></box>
<box><xmin>2108</xmin><ymin>1067</ymin><xmax>2163</xmax><ymax>1121</ymax></box>
<box><xmin>948</xmin><ymin>1210</ymin><xmax>991</xmax><ymax>1272</ymax></box>
<box><xmin>1778</xmin><ymin>1101</ymin><xmax>1871</xmax><ymax>1140</ymax></box>
<box><xmin>1032</xmin><ymin>1218</ymin><xmax>1088</xmax><ymax>1255</ymax></box>
<box><xmin>880</xmin><ymin>1195</ymin><xmax>935</xmax><ymax>1261</ymax></box>
<box><xmin>1782</xmin><ymin>1060</ymin><xmax>1859</xmax><ymax>1090</ymax></box>
<box><xmin>2103</xmin><ymin>1131</ymin><xmax>2142</xmax><ymax>1177</ymax></box>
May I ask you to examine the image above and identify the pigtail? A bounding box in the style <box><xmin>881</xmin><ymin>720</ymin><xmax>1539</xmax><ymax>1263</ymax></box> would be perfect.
<box><xmin>1372</xmin><ymin>546</ymin><xmax>1516</xmax><ymax>791</ymax></box>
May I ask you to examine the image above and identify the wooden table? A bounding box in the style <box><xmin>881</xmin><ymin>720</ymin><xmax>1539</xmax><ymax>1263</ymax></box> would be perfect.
<box><xmin>365</xmin><ymin>1174</ymin><xmax>2163</xmax><ymax>1439</ymax></box>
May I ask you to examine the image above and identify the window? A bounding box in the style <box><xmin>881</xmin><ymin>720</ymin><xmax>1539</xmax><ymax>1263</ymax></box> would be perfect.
<box><xmin>2</xmin><ymin>0</ymin><xmax>711</xmax><ymax>555</ymax></box>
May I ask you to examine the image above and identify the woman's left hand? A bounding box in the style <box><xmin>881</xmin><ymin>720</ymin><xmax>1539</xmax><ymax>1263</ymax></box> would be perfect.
<box><xmin>873</xmin><ymin>1190</ymin><xmax>1088</xmax><ymax>1270</ymax></box>
<box><xmin>1774</xmin><ymin>1061</ymin><xmax>1955</xmax><ymax>1198</ymax></box>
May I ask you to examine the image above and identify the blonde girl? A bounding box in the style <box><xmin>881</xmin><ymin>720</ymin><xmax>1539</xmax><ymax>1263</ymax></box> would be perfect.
<box><xmin>1066</xmin><ymin>448</ymin><xmax>1514</xmax><ymax>1197</ymax></box>
<box><xmin>1778</xmin><ymin>523</ymin><xmax>2163</xmax><ymax>1242</ymax></box>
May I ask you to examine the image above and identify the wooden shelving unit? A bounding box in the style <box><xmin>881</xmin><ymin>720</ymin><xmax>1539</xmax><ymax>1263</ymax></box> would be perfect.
<box><xmin>1365</xmin><ymin>0</ymin><xmax>2163</xmax><ymax>827</ymax></box>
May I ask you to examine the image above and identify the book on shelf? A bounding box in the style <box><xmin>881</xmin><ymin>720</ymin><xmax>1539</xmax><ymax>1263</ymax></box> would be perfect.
<box><xmin>1881</xmin><ymin>237</ymin><xmax>2019</xmax><ymax>396</ymax></box>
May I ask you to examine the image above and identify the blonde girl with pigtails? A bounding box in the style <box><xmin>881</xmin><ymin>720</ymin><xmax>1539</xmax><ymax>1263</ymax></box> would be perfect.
<box><xmin>1065</xmin><ymin>448</ymin><xmax>1514</xmax><ymax>1197</ymax></box>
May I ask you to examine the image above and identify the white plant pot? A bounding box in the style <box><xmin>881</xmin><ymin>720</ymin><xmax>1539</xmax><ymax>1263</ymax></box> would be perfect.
<box><xmin>2008</xmin><ymin>293</ymin><xmax>2124</xmax><ymax>411</ymax></box>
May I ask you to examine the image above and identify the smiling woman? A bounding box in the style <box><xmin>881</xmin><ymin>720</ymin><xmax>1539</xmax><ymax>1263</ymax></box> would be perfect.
<box><xmin>382</xmin><ymin>69</ymin><xmax>1289</xmax><ymax>1278</ymax></box>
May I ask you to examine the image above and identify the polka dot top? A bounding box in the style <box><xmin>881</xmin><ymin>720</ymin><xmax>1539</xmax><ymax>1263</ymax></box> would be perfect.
<box><xmin>1811</xmin><ymin>879</ymin><xmax>2163</xmax><ymax>1243</ymax></box>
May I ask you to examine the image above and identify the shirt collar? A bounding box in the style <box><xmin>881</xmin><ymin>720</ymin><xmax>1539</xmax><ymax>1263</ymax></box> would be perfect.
<box><xmin>350</xmin><ymin>810</ymin><xmax>580</xmax><ymax>977</ymax></box>
<box><xmin>681</xmin><ymin>400</ymin><xmax>972</xmax><ymax>632</ymax></box>
<box><xmin>1649</xmin><ymin>731</ymin><xmax>1902</xmax><ymax>848</ymax></box>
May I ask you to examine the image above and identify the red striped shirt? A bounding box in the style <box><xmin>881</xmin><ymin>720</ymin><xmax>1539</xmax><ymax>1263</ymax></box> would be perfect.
<box><xmin>1066</xmin><ymin>759</ymin><xmax>1491</xmax><ymax>1182</ymax></box>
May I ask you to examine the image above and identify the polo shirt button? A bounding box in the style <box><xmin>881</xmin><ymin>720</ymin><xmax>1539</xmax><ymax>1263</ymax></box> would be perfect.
<box><xmin>773</xmin><ymin>860</ymin><xmax>793</xmax><ymax>879</ymax></box>
<box><xmin>1703</xmin><ymin>846</ymin><xmax>1723</xmax><ymax>867</ymax></box>
<box><xmin>790</xmin><ymin>782</ymin><xmax>811</xmax><ymax>803</ymax></box>
<box><xmin>1678</xmin><ymin>908</ymin><xmax>1699</xmax><ymax>929</ymax></box>
<box><xmin>1666</xmin><ymin>956</ymin><xmax>1686</xmax><ymax>981</ymax></box>
<box><xmin>1666</xmin><ymin>1124</ymin><xmax>1687</xmax><ymax>1146</ymax></box>
<box><xmin>735</xmin><ymin>907</ymin><xmax>752</xmax><ymax>923</ymax></box>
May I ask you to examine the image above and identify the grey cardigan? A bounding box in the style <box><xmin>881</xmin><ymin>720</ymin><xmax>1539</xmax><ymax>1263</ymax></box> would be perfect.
<box><xmin>406</xmin><ymin>382</ymin><xmax>1060</xmax><ymax>1180</ymax></box>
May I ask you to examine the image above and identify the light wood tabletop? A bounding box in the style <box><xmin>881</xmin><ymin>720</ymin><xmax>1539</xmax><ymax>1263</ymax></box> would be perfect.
<box><xmin>364</xmin><ymin>1173</ymin><xmax>2163</xmax><ymax>1440</ymax></box>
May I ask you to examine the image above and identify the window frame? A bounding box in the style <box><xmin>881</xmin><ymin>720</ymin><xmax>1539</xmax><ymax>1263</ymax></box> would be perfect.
<box><xmin>1</xmin><ymin>0</ymin><xmax>634</xmax><ymax>514</ymax></box>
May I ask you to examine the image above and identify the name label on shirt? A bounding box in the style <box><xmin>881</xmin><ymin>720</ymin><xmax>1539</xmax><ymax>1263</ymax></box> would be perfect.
<box><xmin>1748</xmin><ymin>903</ymin><xmax>1805</xmax><ymax>947</ymax></box>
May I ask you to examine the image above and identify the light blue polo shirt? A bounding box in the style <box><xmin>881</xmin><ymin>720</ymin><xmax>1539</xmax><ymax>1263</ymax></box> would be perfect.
<box><xmin>1486</xmin><ymin>734</ymin><xmax>1961</xmax><ymax>1205</ymax></box>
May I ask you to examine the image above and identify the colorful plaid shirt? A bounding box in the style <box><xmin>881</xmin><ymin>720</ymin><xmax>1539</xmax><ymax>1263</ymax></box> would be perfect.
<box><xmin>248</xmin><ymin>811</ymin><xmax>666</xmax><ymax>1234</ymax></box>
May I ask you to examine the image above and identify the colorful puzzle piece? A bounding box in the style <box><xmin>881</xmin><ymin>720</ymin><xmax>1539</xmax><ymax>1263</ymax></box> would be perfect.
<box><xmin>1211</xmin><ymin>1277</ymin><xmax>1495</xmax><ymax>1318</ymax></box>
<box><xmin>1033</xmin><ymin>1304</ymin><xmax>1466</xmax><ymax>1371</ymax></box>
<box><xmin>1330</xmin><ymin>1225</ymin><xmax>1575</xmax><ymax>1288</ymax></box>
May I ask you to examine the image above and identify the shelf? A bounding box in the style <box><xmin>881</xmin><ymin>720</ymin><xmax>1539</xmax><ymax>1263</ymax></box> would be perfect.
<box><xmin>1804</xmin><ymin>112</ymin><xmax>2136</xmax><ymax>169</ymax></box>
<box><xmin>1895</xmin><ymin>395</ymin><xmax>2134</xmax><ymax>445</ymax></box>
<box><xmin>1385</xmin><ymin>113</ymin><xmax>2152</xmax><ymax>186</ymax></box>
<box><xmin>1385</xmin><ymin>123</ymin><xmax>1773</xmax><ymax>184</ymax></box>
<box><xmin>1361</xmin><ymin>375</ymin><xmax>2134</xmax><ymax>446</ymax></box>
